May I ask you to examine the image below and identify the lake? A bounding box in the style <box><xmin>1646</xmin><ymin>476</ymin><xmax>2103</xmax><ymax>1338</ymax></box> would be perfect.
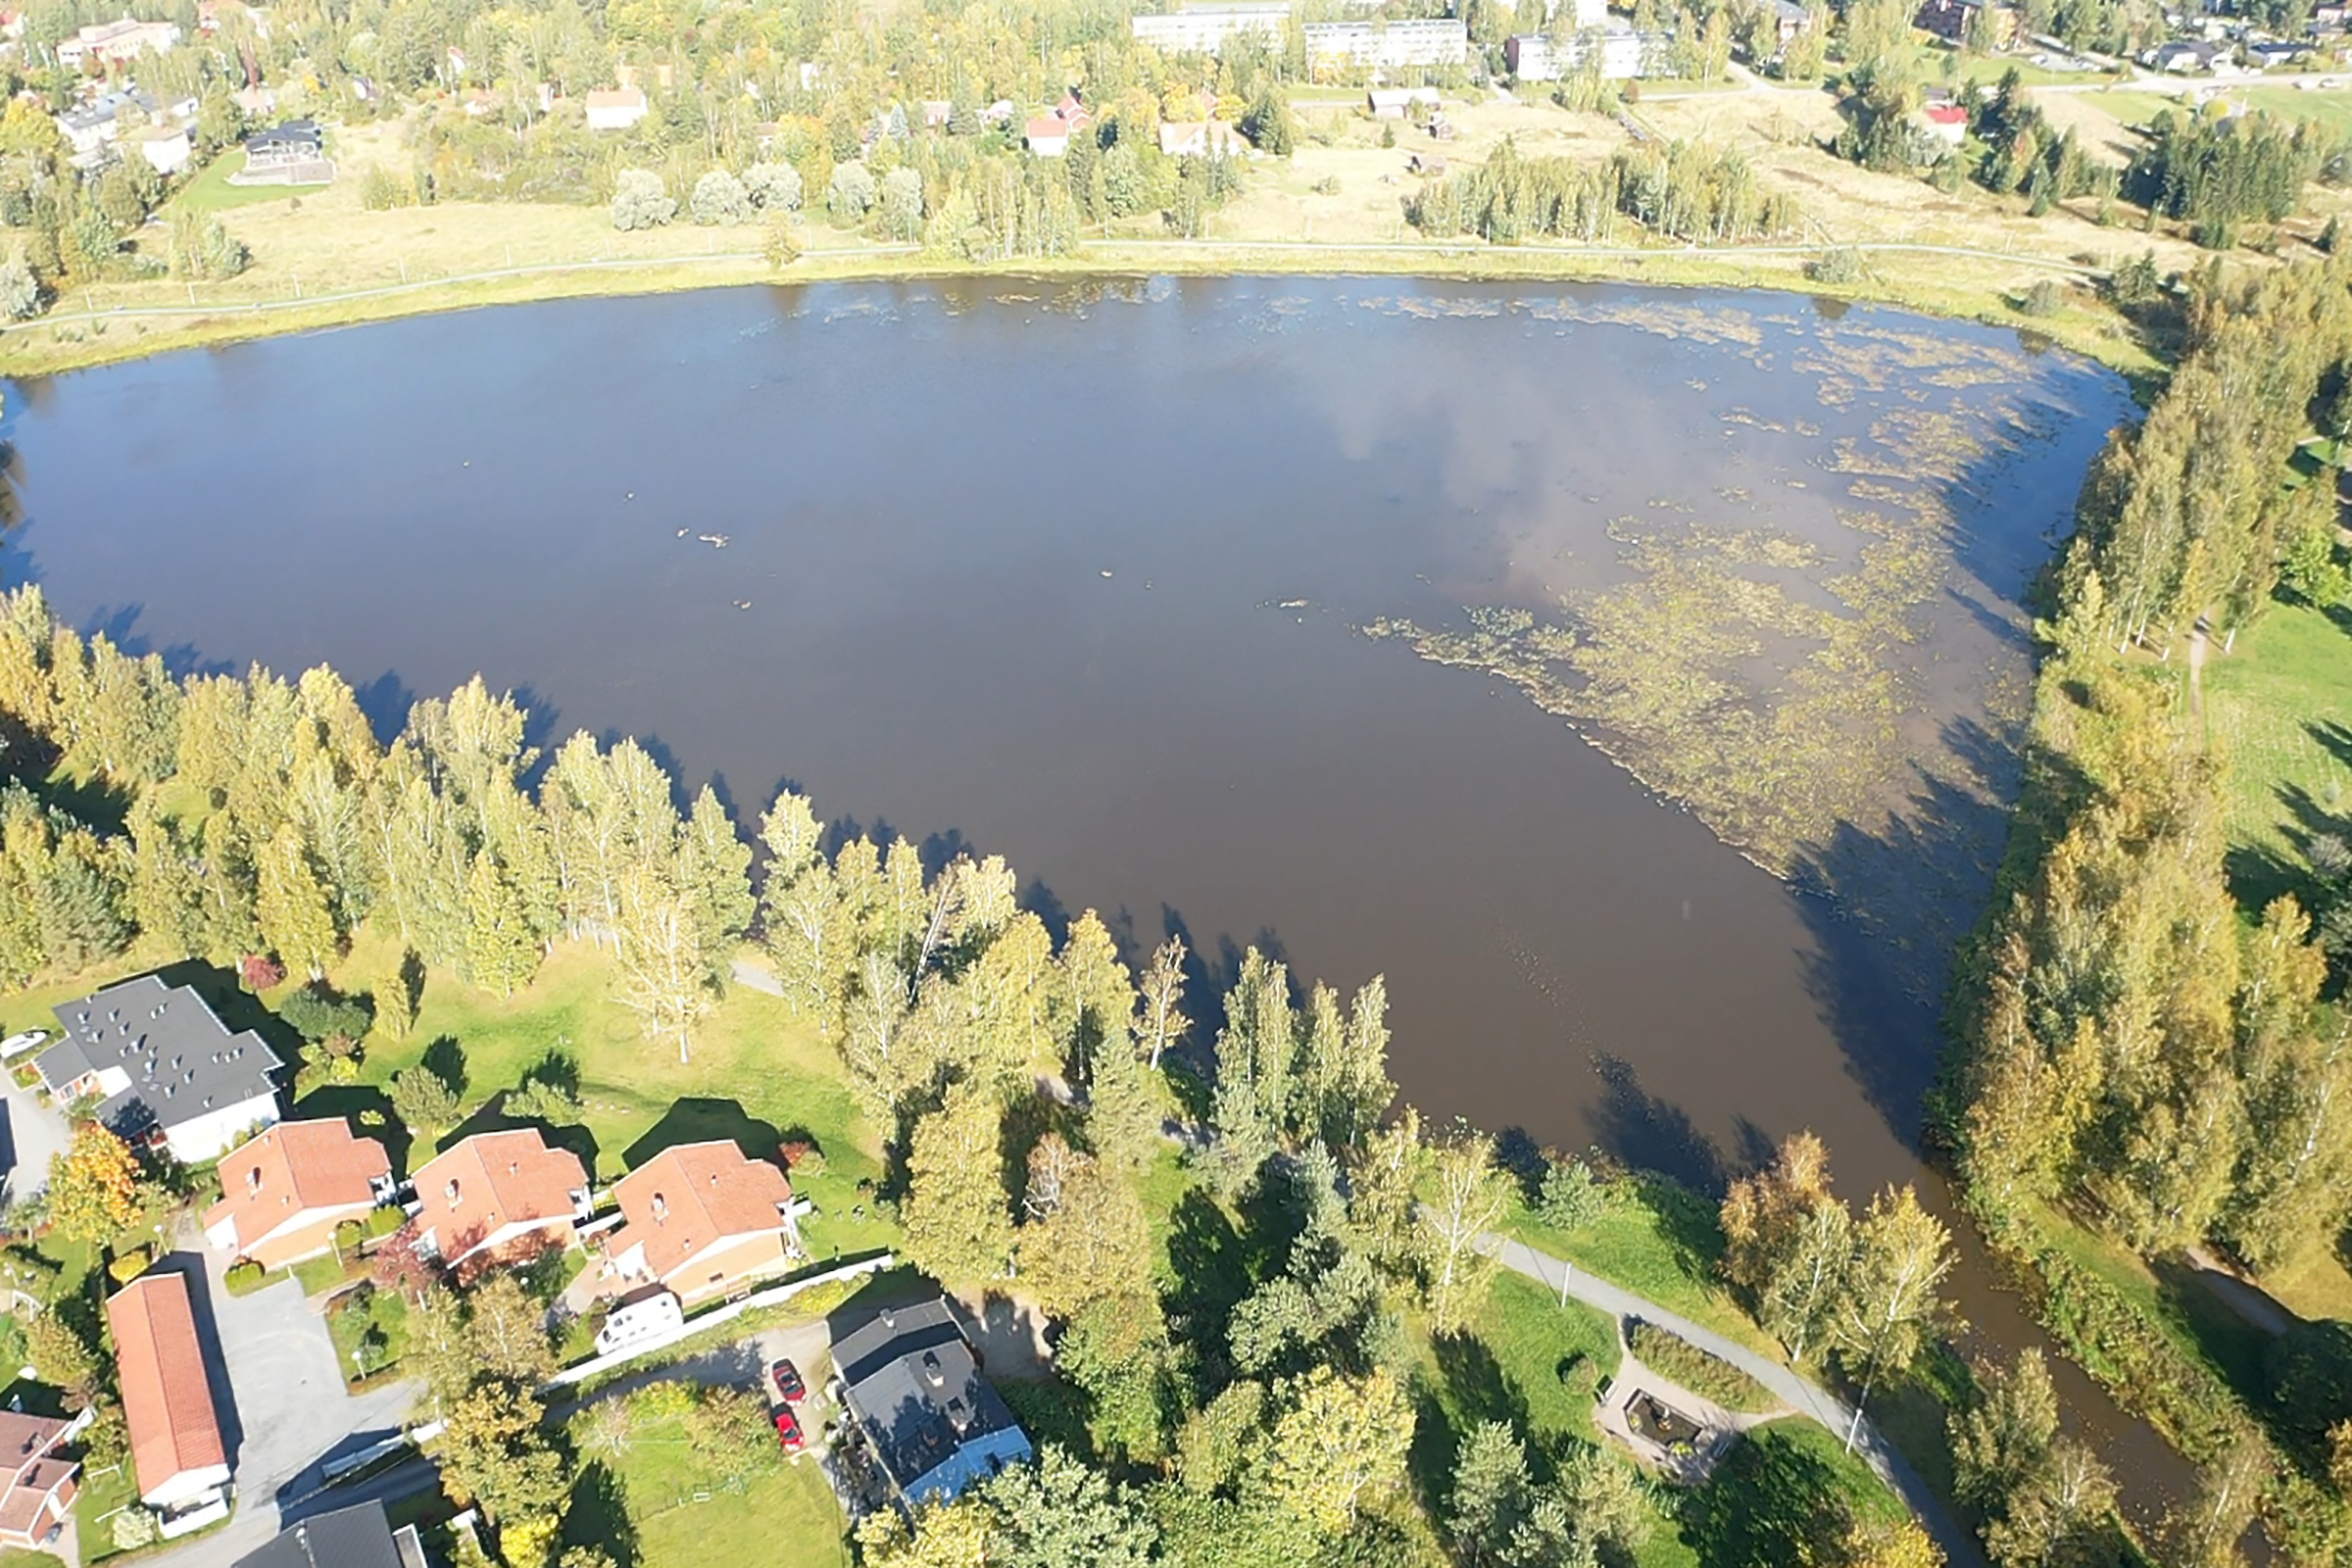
<box><xmin>0</xmin><ymin>275</ymin><xmax>2181</xmax><ymax>1513</ymax></box>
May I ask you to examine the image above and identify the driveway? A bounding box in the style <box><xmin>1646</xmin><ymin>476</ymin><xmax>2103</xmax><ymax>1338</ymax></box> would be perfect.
<box><xmin>0</xmin><ymin>1071</ymin><xmax>71</xmax><ymax>1207</ymax></box>
<box><xmin>132</xmin><ymin>1247</ymin><xmax>419</xmax><ymax>1567</ymax></box>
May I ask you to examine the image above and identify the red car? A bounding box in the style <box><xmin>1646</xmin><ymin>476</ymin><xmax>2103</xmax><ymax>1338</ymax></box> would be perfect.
<box><xmin>773</xmin><ymin>1403</ymin><xmax>806</xmax><ymax>1454</ymax></box>
<box><xmin>770</xmin><ymin>1359</ymin><xmax>807</xmax><ymax>1403</ymax></box>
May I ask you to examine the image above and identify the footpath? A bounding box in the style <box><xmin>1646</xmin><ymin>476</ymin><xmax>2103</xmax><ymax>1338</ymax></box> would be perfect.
<box><xmin>1481</xmin><ymin>1232</ymin><xmax>1988</xmax><ymax>1568</ymax></box>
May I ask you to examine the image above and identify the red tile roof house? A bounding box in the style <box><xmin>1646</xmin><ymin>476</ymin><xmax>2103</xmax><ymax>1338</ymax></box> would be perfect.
<box><xmin>107</xmin><ymin>1273</ymin><xmax>231</xmax><ymax>1537</ymax></box>
<box><xmin>0</xmin><ymin>1411</ymin><xmax>84</xmax><ymax>1552</ymax></box>
<box><xmin>203</xmin><ymin>1119</ymin><xmax>395</xmax><ymax>1271</ymax></box>
<box><xmin>410</xmin><ymin>1129</ymin><xmax>592</xmax><ymax>1281</ymax></box>
<box><xmin>593</xmin><ymin>1142</ymin><xmax>801</xmax><ymax>1307</ymax></box>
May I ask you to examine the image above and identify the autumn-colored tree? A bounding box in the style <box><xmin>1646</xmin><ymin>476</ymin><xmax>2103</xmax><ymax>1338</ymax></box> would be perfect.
<box><xmin>438</xmin><ymin>1383</ymin><xmax>568</xmax><ymax>1524</ymax></box>
<box><xmin>901</xmin><ymin>1083</ymin><xmax>1013</xmax><ymax>1286</ymax></box>
<box><xmin>45</xmin><ymin>1124</ymin><xmax>141</xmax><ymax>1244</ymax></box>
<box><xmin>1019</xmin><ymin>1139</ymin><xmax>1153</xmax><ymax>1319</ymax></box>
<box><xmin>1266</xmin><ymin>1365</ymin><xmax>1414</xmax><ymax>1535</ymax></box>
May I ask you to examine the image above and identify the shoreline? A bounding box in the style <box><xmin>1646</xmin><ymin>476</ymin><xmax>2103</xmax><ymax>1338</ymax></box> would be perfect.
<box><xmin>0</xmin><ymin>235</ymin><xmax>2162</xmax><ymax>383</ymax></box>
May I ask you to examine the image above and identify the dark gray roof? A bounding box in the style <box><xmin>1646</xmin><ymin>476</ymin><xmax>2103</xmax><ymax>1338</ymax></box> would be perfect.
<box><xmin>40</xmin><ymin>976</ymin><xmax>281</xmax><ymax>1137</ymax></box>
<box><xmin>234</xmin><ymin>1501</ymin><xmax>404</xmax><ymax>1568</ymax></box>
<box><xmin>835</xmin><ymin>1298</ymin><xmax>1026</xmax><ymax>1497</ymax></box>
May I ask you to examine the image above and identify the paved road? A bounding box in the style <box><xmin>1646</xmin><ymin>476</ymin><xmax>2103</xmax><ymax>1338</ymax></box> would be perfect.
<box><xmin>124</xmin><ymin>1247</ymin><xmax>420</xmax><ymax>1568</ymax></box>
<box><xmin>0</xmin><ymin>1071</ymin><xmax>71</xmax><ymax>1205</ymax></box>
<box><xmin>1484</xmin><ymin>1233</ymin><xmax>1989</xmax><ymax>1568</ymax></box>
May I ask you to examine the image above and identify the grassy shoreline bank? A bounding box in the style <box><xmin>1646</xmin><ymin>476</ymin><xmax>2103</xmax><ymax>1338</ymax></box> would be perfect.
<box><xmin>0</xmin><ymin>233</ymin><xmax>2156</xmax><ymax>381</ymax></box>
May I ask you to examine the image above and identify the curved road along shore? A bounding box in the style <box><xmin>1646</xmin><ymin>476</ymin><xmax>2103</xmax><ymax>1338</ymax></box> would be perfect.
<box><xmin>1482</xmin><ymin>1232</ymin><xmax>1989</xmax><ymax>1568</ymax></box>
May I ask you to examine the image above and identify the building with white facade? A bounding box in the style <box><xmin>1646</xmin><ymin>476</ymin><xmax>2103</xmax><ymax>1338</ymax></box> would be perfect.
<box><xmin>1506</xmin><ymin>22</ymin><xmax>1664</xmax><ymax>79</ymax></box>
<box><xmin>1132</xmin><ymin>2</ymin><xmax>1291</xmax><ymax>54</ymax></box>
<box><xmin>38</xmin><ymin>977</ymin><xmax>281</xmax><ymax>1165</ymax></box>
<box><xmin>1303</xmin><ymin>18</ymin><xmax>1470</xmax><ymax>70</ymax></box>
<box><xmin>56</xmin><ymin>16</ymin><xmax>179</xmax><ymax>68</ymax></box>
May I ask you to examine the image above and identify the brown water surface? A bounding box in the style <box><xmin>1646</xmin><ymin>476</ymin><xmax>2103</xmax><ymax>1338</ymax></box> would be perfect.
<box><xmin>0</xmin><ymin>275</ymin><xmax>2188</xmax><ymax>1518</ymax></box>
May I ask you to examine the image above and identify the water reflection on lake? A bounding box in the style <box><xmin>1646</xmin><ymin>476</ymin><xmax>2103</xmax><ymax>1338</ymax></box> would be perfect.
<box><xmin>0</xmin><ymin>275</ymin><xmax>2187</xmax><ymax>1516</ymax></box>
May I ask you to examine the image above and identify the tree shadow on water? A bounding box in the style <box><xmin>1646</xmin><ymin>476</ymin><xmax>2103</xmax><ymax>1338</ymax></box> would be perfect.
<box><xmin>1587</xmin><ymin>1054</ymin><xmax>1725</xmax><ymax>1197</ymax></box>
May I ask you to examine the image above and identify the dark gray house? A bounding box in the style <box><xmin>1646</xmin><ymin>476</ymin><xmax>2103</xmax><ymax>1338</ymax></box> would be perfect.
<box><xmin>234</xmin><ymin>1500</ymin><xmax>424</xmax><ymax>1568</ymax></box>
<box><xmin>834</xmin><ymin>1297</ymin><xmax>1034</xmax><ymax>1509</ymax></box>
<box><xmin>37</xmin><ymin>976</ymin><xmax>281</xmax><ymax>1164</ymax></box>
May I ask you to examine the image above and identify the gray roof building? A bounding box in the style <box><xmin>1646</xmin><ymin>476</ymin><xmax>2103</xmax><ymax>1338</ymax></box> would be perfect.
<box><xmin>834</xmin><ymin>1297</ymin><xmax>1033</xmax><ymax>1508</ymax></box>
<box><xmin>39</xmin><ymin>976</ymin><xmax>282</xmax><ymax>1164</ymax></box>
<box><xmin>234</xmin><ymin>1500</ymin><xmax>423</xmax><ymax>1568</ymax></box>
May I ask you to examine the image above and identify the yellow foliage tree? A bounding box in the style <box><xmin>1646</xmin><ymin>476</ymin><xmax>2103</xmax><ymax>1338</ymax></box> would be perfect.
<box><xmin>46</xmin><ymin>1124</ymin><xmax>141</xmax><ymax>1244</ymax></box>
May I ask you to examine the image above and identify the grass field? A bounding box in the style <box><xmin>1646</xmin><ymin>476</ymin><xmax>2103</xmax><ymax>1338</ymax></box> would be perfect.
<box><xmin>565</xmin><ymin>1402</ymin><xmax>852</xmax><ymax>1568</ymax></box>
<box><xmin>279</xmin><ymin>926</ymin><xmax>898</xmax><ymax>1263</ymax></box>
<box><xmin>2204</xmin><ymin>596</ymin><xmax>2352</xmax><ymax>913</ymax></box>
<box><xmin>2239</xmin><ymin>86</ymin><xmax>2352</xmax><ymax>136</ymax></box>
<box><xmin>172</xmin><ymin>150</ymin><xmax>332</xmax><ymax>216</ymax></box>
<box><xmin>1506</xmin><ymin>1179</ymin><xmax>1781</xmax><ymax>1357</ymax></box>
<box><xmin>1</xmin><ymin>76</ymin><xmax>2222</xmax><ymax>381</ymax></box>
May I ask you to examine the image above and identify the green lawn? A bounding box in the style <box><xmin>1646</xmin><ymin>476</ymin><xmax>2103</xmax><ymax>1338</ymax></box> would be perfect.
<box><xmin>2079</xmin><ymin>88</ymin><xmax>2187</xmax><ymax>126</ymax></box>
<box><xmin>270</xmin><ymin>927</ymin><xmax>897</xmax><ymax>1264</ymax></box>
<box><xmin>1676</xmin><ymin>1420</ymin><xmax>1909</xmax><ymax>1568</ymax></box>
<box><xmin>564</xmin><ymin>1403</ymin><xmax>851</xmax><ymax>1568</ymax></box>
<box><xmin>1505</xmin><ymin>1178</ymin><xmax>1779</xmax><ymax>1357</ymax></box>
<box><xmin>324</xmin><ymin>1282</ymin><xmax>411</xmax><ymax>1385</ymax></box>
<box><xmin>2238</xmin><ymin>86</ymin><xmax>2352</xmax><ymax>137</ymax></box>
<box><xmin>171</xmin><ymin>151</ymin><xmax>330</xmax><ymax>216</ymax></box>
<box><xmin>2203</xmin><ymin>595</ymin><xmax>2352</xmax><ymax>912</ymax></box>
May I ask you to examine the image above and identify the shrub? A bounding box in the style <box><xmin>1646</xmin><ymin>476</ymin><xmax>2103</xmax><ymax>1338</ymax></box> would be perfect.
<box><xmin>1626</xmin><ymin>1320</ymin><xmax>1776</xmax><ymax>1411</ymax></box>
<box><xmin>112</xmin><ymin>1509</ymin><xmax>157</xmax><ymax>1551</ymax></box>
<box><xmin>241</xmin><ymin>954</ymin><xmax>286</xmax><ymax>992</ymax></box>
<box><xmin>1805</xmin><ymin>245</ymin><xmax>1863</xmax><ymax>284</ymax></box>
<box><xmin>828</xmin><ymin>161</ymin><xmax>876</xmax><ymax>223</ymax></box>
<box><xmin>744</xmin><ymin>161</ymin><xmax>803</xmax><ymax>213</ymax></box>
<box><xmin>691</xmin><ymin>169</ymin><xmax>750</xmax><ymax>226</ymax></box>
<box><xmin>358</xmin><ymin>164</ymin><xmax>415</xmax><ymax>210</ymax></box>
<box><xmin>0</xmin><ymin>254</ymin><xmax>38</xmax><ymax>321</ymax></box>
<box><xmin>1311</xmin><ymin>174</ymin><xmax>1341</xmax><ymax>195</ymax></box>
<box><xmin>2017</xmin><ymin>277</ymin><xmax>2065</xmax><ymax>317</ymax></box>
<box><xmin>334</xmin><ymin>1218</ymin><xmax>367</xmax><ymax>1253</ymax></box>
<box><xmin>611</xmin><ymin>170</ymin><xmax>676</xmax><ymax>231</ymax></box>
<box><xmin>278</xmin><ymin>985</ymin><xmax>373</xmax><ymax>1045</ymax></box>
<box><xmin>105</xmin><ymin>1248</ymin><xmax>150</xmax><ymax>1285</ymax></box>
<box><xmin>224</xmin><ymin>1259</ymin><xmax>267</xmax><ymax>1295</ymax></box>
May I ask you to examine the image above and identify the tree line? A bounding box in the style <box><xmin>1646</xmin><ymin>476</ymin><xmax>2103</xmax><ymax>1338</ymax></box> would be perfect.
<box><xmin>1411</xmin><ymin>136</ymin><xmax>1802</xmax><ymax>246</ymax></box>
<box><xmin>1942</xmin><ymin>257</ymin><xmax>2352</xmax><ymax>1565</ymax></box>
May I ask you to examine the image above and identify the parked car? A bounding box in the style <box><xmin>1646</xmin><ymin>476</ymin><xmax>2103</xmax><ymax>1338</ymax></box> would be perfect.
<box><xmin>0</xmin><ymin>1030</ymin><xmax>47</xmax><ymax>1059</ymax></box>
<box><xmin>773</xmin><ymin>1404</ymin><xmax>806</xmax><ymax>1454</ymax></box>
<box><xmin>770</xmin><ymin>1358</ymin><xmax>806</xmax><ymax>1403</ymax></box>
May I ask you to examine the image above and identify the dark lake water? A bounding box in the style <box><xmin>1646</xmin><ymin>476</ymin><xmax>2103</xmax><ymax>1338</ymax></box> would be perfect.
<box><xmin>0</xmin><ymin>275</ymin><xmax>2185</xmax><ymax>1515</ymax></box>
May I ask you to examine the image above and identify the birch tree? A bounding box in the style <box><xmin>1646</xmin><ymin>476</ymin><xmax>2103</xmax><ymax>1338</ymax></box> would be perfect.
<box><xmin>1829</xmin><ymin>1185</ymin><xmax>1952</xmax><ymax>1450</ymax></box>
<box><xmin>1424</xmin><ymin>1122</ymin><xmax>1510</xmax><ymax>1334</ymax></box>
